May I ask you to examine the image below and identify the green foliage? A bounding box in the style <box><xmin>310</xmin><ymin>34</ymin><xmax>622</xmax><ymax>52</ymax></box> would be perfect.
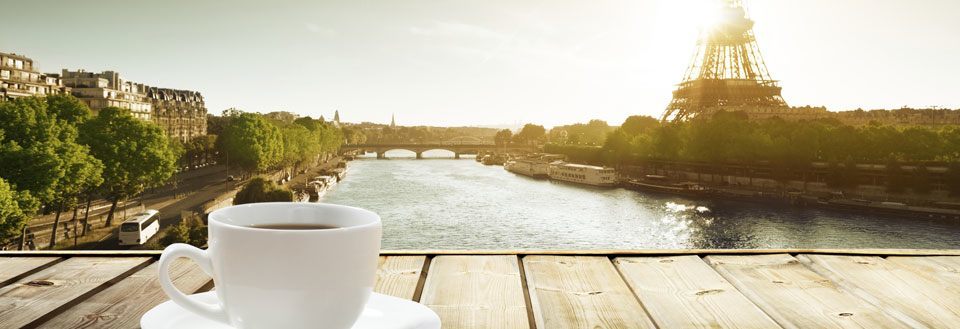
<box><xmin>216</xmin><ymin>112</ymin><xmax>284</xmax><ymax>172</ymax></box>
<box><xmin>543</xmin><ymin>143</ymin><xmax>603</xmax><ymax>165</ymax></box>
<box><xmin>494</xmin><ymin>129</ymin><xmax>513</xmax><ymax>146</ymax></box>
<box><xmin>44</xmin><ymin>94</ymin><xmax>92</xmax><ymax>125</ymax></box>
<box><xmin>0</xmin><ymin>96</ymin><xmax>102</xmax><ymax>205</ymax></box>
<box><xmin>548</xmin><ymin>120</ymin><xmax>613</xmax><ymax>145</ymax></box>
<box><xmin>80</xmin><ymin>107</ymin><xmax>178</xmax><ymax>203</ymax></box>
<box><xmin>620</xmin><ymin>116</ymin><xmax>659</xmax><ymax>136</ymax></box>
<box><xmin>159</xmin><ymin>213</ymin><xmax>207</xmax><ymax>247</ymax></box>
<box><xmin>233</xmin><ymin>177</ymin><xmax>293</xmax><ymax>205</ymax></box>
<box><xmin>514</xmin><ymin>124</ymin><xmax>546</xmax><ymax>144</ymax></box>
<box><xmin>183</xmin><ymin>135</ymin><xmax>218</xmax><ymax>167</ymax></box>
<box><xmin>0</xmin><ymin>178</ymin><xmax>33</xmax><ymax>241</ymax></box>
<box><xmin>542</xmin><ymin>111</ymin><xmax>960</xmax><ymax>193</ymax></box>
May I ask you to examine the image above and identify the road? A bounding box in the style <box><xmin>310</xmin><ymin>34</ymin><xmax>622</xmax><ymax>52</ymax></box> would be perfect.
<box><xmin>17</xmin><ymin>165</ymin><xmax>235</xmax><ymax>250</ymax></box>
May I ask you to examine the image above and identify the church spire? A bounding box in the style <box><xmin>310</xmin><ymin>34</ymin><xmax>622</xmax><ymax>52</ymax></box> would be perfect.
<box><xmin>333</xmin><ymin>110</ymin><xmax>340</xmax><ymax>123</ymax></box>
<box><xmin>390</xmin><ymin>113</ymin><xmax>396</xmax><ymax>128</ymax></box>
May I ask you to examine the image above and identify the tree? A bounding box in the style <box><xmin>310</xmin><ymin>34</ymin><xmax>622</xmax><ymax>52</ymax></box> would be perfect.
<box><xmin>0</xmin><ymin>178</ymin><xmax>33</xmax><ymax>242</ymax></box>
<box><xmin>45</xmin><ymin>94</ymin><xmax>92</xmax><ymax>125</ymax></box>
<box><xmin>514</xmin><ymin>124</ymin><xmax>546</xmax><ymax>145</ymax></box>
<box><xmin>602</xmin><ymin>129</ymin><xmax>632</xmax><ymax>166</ymax></box>
<box><xmin>0</xmin><ymin>96</ymin><xmax>102</xmax><ymax>246</ymax></box>
<box><xmin>216</xmin><ymin>112</ymin><xmax>284</xmax><ymax>173</ymax></box>
<box><xmin>159</xmin><ymin>212</ymin><xmax>206</xmax><ymax>247</ymax></box>
<box><xmin>184</xmin><ymin>135</ymin><xmax>217</xmax><ymax>168</ymax></box>
<box><xmin>280</xmin><ymin>124</ymin><xmax>319</xmax><ymax>172</ymax></box>
<box><xmin>233</xmin><ymin>177</ymin><xmax>293</xmax><ymax>205</ymax></box>
<box><xmin>80</xmin><ymin>107</ymin><xmax>178</xmax><ymax>227</ymax></box>
<box><xmin>620</xmin><ymin>116</ymin><xmax>659</xmax><ymax>136</ymax></box>
<box><xmin>494</xmin><ymin>129</ymin><xmax>513</xmax><ymax>146</ymax></box>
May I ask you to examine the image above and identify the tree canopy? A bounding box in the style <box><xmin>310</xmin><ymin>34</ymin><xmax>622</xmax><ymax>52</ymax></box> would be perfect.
<box><xmin>79</xmin><ymin>107</ymin><xmax>178</xmax><ymax>225</ymax></box>
<box><xmin>494</xmin><ymin>129</ymin><xmax>513</xmax><ymax>146</ymax></box>
<box><xmin>514</xmin><ymin>124</ymin><xmax>546</xmax><ymax>145</ymax></box>
<box><xmin>216</xmin><ymin>111</ymin><xmax>284</xmax><ymax>172</ymax></box>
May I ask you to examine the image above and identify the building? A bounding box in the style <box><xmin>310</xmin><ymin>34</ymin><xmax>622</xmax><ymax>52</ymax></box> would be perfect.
<box><xmin>59</xmin><ymin>69</ymin><xmax>153</xmax><ymax>120</ymax></box>
<box><xmin>0</xmin><ymin>52</ymin><xmax>68</xmax><ymax>100</ymax></box>
<box><xmin>147</xmin><ymin>87</ymin><xmax>207</xmax><ymax>142</ymax></box>
<box><xmin>60</xmin><ymin>69</ymin><xmax>207</xmax><ymax>141</ymax></box>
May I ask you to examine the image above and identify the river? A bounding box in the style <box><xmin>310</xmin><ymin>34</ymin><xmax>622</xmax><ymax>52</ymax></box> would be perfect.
<box><xmin>322</xmin><ymin>150</ymin><xmax>960</xmax><ymax>250</ymax></box>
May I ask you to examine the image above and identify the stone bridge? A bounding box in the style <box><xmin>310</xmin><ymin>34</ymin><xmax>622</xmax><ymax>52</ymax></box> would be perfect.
<box><xmin>340</xmin><ymin>143</ymin><xmax>537</xmax><ymax>159</ymax></box>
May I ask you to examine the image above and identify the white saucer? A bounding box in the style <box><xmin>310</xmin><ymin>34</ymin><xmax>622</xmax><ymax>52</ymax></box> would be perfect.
<box><xmin>141</xmin><ymin>291</ymin><xmax>440</xmax><ymax>329</ymax></box>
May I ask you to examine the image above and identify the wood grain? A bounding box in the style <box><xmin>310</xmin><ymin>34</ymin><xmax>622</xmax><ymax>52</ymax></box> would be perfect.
<box><xmin>799</xmin><ymin>254</ymin><xmax>960</xmax><ymax>328</ymax></box>
<box><xmin>375</xmin><ymin>255</ymin><xmax>427</xmax><ymax>300</ymax></box>
<box><xmin>0</xmin><ymin>257</ymin><xmax>150</xmax><ymax>328</ymax></box>
<box><xmin>34</xmin><ymin>258</ymin><xmax>211</xmax><ymax>329</ymax></box>
<box><xmin>523</xmin><ymin>255</ymin><xmax>656</xmax><ymax>329</ymax></box>
<box><xmin>0</xmin><ymin>257</ymin><xmax>61</xmax><ymax>288</ymax></box>
<box><xmin>3</xmin><ymin>248</ymin><xmax>960</xmax><ymax>257</ymax></box>
<box><xmin>884</xmin><ymin>256</ymin><xmax>960</xmax><ymax>287</ymax></box>
<box><xmin>614</xmin><ymin>255</ymin><xmax>780</xmax><ymax>328</ymax></box>
<box><xmin>419</xmin><ymin>255</ymin><xmax>529</xmax><ymax>329</ymax></box>
<box><xmin>705</xmin><ymin>254</ymin><xmax>910</xmax><ymax>329</ymax></box>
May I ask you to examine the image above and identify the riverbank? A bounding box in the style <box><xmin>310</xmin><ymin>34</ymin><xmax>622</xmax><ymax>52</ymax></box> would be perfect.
<box><xmin>620</xmin><ymin>176</ymin><xmax>960</xmax><ymax>221</ymax></box>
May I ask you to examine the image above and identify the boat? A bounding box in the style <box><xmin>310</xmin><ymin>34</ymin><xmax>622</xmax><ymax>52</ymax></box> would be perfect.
<box><xmin>504</xmin><ymin>154</ymin><xmax>564</xmax><ymax>178</ymax></box>
<box><xmin>547</xmin><ymin>161</ymin><xmax>617</xmax><ymax>187</ymax></box>
<box><xmin>481</xmin><ymin>154</ymin><xmax>507</xmax><ymax>166</ymax></box>
<box><xmin>622</xmin><ymin>178</ymin><xmax>708</xmax><ymax>197</ymax></box>
<box><xmin>306</xmin><ymin>175</ymin><xmax>338</xmax><ymax>201</ymax></box>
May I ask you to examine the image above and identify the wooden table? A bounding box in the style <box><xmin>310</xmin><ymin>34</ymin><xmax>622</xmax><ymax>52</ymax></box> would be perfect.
<box><xmin>1</xmin><ymin>249</ymin><xmax>959</xmax><ymax>328</ymax></box>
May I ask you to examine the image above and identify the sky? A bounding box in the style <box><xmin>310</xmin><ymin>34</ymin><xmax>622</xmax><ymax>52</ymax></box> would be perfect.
<box><xmin>3</xmin><ymin>0</ymin><xmax>959</xmax><ymax>127</ymax></box>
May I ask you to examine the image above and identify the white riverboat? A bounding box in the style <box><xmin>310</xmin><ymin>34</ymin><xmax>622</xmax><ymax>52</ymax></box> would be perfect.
<box><xmin>504</xmin><ymin>154</ymin><xmax>565</xmax><ymax>179</ymax></box>
<box><xmin>547</xmin><ymin>161</ymin><xmax>617</xmax><ymax>187</ymax></box>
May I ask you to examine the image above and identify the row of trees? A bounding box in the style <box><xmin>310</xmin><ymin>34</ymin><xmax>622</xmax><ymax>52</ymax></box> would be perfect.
<box><xmin>599</xmin><ymin>112</ymin><xmax>960</xmax><ymax>165</ymax></box>
<box><xmin>493</xmin><ymin>124</ymin><xmax>547</xmax><ymax>146</ymax></box>
<box><xmin>543</xmin><ymin>112</ymin><xmax>960</xmax><ymax>194</ymax></box>
<box><xmin>215</xmin><ymin>109</ymin><xmax>344</xmax><ymax>175</ymax></box>
<box><xmin>0</xmin><ymin>95</ymin><xmax>180</xmax><ymax>245</ymax></box>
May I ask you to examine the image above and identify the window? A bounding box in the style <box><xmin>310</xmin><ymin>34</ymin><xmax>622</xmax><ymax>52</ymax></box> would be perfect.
<box><xmin>0</xmin><ymin>70</ymin><xmax>8</xmax><ymax>79</ymax></box>
<box><xmin>121</xmin><ymin>223</ymin><xmax>140</xmax><ymax>232</ymax></box>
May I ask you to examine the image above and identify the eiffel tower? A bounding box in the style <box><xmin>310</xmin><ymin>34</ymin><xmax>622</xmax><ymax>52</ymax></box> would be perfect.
<box><xmin>661</xmin><ymin>0</ymin><xmax>787</xmax><ymax>122</ymax></box>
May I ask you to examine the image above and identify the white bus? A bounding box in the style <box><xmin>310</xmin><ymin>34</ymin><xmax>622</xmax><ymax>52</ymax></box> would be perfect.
<box><xmin>119</xmin><ymin>210</ymin><xmax>161</xmax><ymax>246</ymax></box>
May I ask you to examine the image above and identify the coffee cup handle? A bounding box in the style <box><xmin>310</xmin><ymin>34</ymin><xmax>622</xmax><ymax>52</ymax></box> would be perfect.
<box><xmin>159</xmin><ymin>243</ymin><xmax>229</xmax><ymax>324</ymax></box>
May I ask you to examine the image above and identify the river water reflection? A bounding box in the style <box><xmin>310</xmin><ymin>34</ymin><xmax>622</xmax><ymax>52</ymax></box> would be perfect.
<box><xmin>322</xmin><ymin>150</ymin><xmax>960</xmax><ymax>250</ymax></box>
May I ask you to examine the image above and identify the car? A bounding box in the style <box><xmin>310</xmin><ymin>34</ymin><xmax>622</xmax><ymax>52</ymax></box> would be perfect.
<box><xmin>226</xmin><ymin>175</ymin><xmax>237</xmax><ymax>182</ymax></box>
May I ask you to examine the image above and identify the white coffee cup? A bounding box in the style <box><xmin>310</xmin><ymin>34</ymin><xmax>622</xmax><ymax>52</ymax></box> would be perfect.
<box><xmin>158</xmin><ymin>202</ymin><xmax>382</xmax><ymax>329</ymax></box>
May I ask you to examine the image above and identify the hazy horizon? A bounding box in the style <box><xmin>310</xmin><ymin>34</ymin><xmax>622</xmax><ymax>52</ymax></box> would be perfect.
<box><xmin>4</xmin><ymin>0</ymin><xmax>958</xmax><ymax>127</ymax></box>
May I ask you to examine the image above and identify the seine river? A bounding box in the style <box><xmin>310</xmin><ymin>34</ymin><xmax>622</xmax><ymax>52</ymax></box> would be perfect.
<box><xmin>323</xmin><ymin>150</ymin><xmax>960</xmax><ymax>250</ymax></box>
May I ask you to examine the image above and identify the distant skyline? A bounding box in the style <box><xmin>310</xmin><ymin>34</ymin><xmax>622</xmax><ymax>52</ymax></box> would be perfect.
<box><xmin>3</xmin><ymin>0</ymin><xmax>958</xmax><ymax>127</ymax></box>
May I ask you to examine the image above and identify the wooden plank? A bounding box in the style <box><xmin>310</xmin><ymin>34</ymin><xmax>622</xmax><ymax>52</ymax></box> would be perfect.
<box><xmin>3</xmin><ymin>248</ymin><xmax>960</xmax><ymax>257</ymax></box>
<box><xmin>705</xmin><ymin>254</ymin><xmax>911</xmax><ymax>328</ymax></box>
<box><xmin>34</xmin><ymin>258</ymin><xmax>211</xmax><ymax>329</ymax></box>
<box><xmin>614</xmin><ymin>255</ymin><xmax>780</xmax><ymax>328</ymax></box>
<box><xmin>419</xmin><ymin>255</ymin><xmax>529</xmax><ymax>329</ymax></box>
<box><xmin>884</xmin><ymin>256</ymin><xmax>960</xmax><ymax>287</ymax></box>
<box><xmin>0</xmin><ymin>257</ymin><xmax>61</xmax><ymax>287</ymax></box>
<box><xmin>0</xmin><ymin>256</ymin><xmax>151</xmax><ymax>328</ymax></box>
<box><xmin>375</xmin><ymin>255</ymin><xmax>426</xmax><ymax>300</ymax></box>
<box><xmin>381</xmin><ymin>249</ymin><xmax>960</xmax><ymax>256</ymax></box>
<box><xmin>800</xmin><ymin>254</ymin><xmax>960</xmax><ymax>328</ymax></box>
<box><xmin>524</xmin><ymin>255</ymin><xmax>656</xmax><ymax>329</ymax></box>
